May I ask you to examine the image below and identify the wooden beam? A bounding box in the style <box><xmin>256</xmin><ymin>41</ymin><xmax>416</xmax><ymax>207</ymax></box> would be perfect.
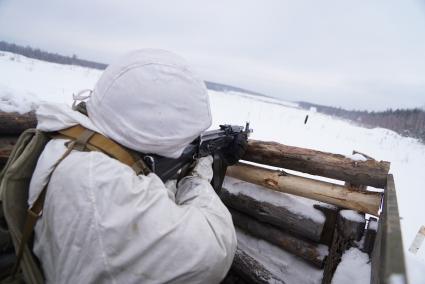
<box><xmin>231</xmin><ymin>248</ymin><xmax>285</xmax><ymax>284</ymax></box>
<box><xmin>231</xmin><ymin>209</ymin><xmax>327</xmax><ymax>268</ymax></box>
<box><xmin>371</xmin><ymin>175</ymin><xmax>407</xmax><ymax>284</ymax></box>
<box><xmin>0</xmin><ymin>137</ymin><xmax>19</xmax><ymax>170</ymax></box>
<box><xmin>363</xmin><ymin>217</ymin><xmax>378</xmax><ymax>255</ymax></box>
<box><xmin>220</xmin><ymin>186</ymin><xmax>324</xmax><ymax>242</ymax></box>
<box><xmin>226</xmin><ymin>162</ymin><xmax>382</xmax><ymax>215</ymax></box>
<box><xmin>313</xmin><ymin>204</ymin><xmax>339</xmax><ymax>246</ymax></box>
<box><xmin>337</xmin><ymin>210</ymin><xmax>366</xmax><ymax>241</ymax></box>
<box><xmin>322</xmin><ymin>210</ymin><xmax>366</xmax><ymax>284</ymax></box>
<box><xmin>0</xmin><ymin>112</ymin><xmax>36</xmax><ymax>135</ymax></box>
<box><xmin>244</xmin><ymin>140</ymin><xmax>390</xmax><ymax>188</ymax></box>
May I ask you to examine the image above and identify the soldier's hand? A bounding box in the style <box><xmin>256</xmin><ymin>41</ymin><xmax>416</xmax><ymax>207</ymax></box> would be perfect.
<box><xmin>220</xmin><ymin>133</ymin><xmax>248</xmax><ymax>166</ymax></box>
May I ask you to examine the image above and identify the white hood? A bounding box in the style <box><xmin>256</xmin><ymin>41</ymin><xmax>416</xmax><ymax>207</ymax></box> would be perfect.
<box><xmin>86</xmin><ymin>49</ymin><xmax>212</xmax><ymax>158</ymax></box>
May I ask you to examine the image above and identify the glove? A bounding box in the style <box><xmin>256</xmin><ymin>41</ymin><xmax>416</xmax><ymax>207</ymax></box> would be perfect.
<box><xmin>190</xmin><ymin>155</ymin><xmax>214</xmax><ymax>182</ymax></box>
<box><xmin>220</xmin><ymin>133</ymin><xmax>248</xmax><ymax>166</ymax></box>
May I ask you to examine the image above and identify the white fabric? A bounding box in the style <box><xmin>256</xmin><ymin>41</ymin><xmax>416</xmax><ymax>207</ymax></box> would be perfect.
<box><xmin>189</xmin><ymin>156</ymin><xmax>214</xmax><ymax>183</ymax></box>
<box><xmin>28</xmin><ymin>50</ymin><xmax>236</xmax><ymax>283</ymax></box>
<box><xmin>86</xmin><ymin>49</ymin><xmax>212</xmax><ymax>158</ymax></box>
<box><xmin>29</xmin><ymin>105</ymin><xmax>236</xmax><ymax>284</ymax></box>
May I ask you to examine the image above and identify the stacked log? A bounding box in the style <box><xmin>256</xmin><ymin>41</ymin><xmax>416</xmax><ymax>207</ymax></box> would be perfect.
<box><xmin>231</xmin><ymin>248</ymin><xmax>285</xmax><ymax>284</ymax></box>
<box><xmin>221</xmin><ymin>140</ymin><xmax>389</xmax><ymax>284</ymax></box>
<box><xmin>230</xmin><ymin>209</ymin><xmax>327</xmax><ymax>268</ymax></box>
<box><xmin>226</xmin><ymin>162</ymin><xmax>382</xmax><ymax>215</ymax></box>
<box><xmin>220</xmin><ymin>181</ymin><xmax>325</xmax><ymax>242</ymax></box>
<box><xmin>0</xmin><ymin>112</ymin><xmax>36</xmax><ymax>169</ymax></box>
<box><xmin>244</xmin><ymin>140</ymin><xmax>390</xmax><ymax>189</ymax></box>
<box><xmin>322</xmin><ymin>210</ymin><xmax>367</xmax><ymax>284</ymax></box>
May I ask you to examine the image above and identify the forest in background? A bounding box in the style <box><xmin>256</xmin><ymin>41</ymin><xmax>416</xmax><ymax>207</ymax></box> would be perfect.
<box><xmin>298</xmin><ymin>102</ymin><xmax>425</xmax><ymax>143</ymax></box>
<box><xmin>0</xmin><ymin>41</ymin><xmax>265</xmax><ymax>97</ymax></box>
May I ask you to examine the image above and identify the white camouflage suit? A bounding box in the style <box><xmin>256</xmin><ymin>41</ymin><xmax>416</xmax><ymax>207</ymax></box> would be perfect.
<box><xmin>28</xmin><ymin>50</ymin><xmax>237</xmax><ymax>283</ymax></box>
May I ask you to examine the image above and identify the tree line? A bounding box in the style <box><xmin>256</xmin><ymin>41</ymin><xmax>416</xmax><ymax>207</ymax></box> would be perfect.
<box><xmin>0</xmin><ymin>41</ymin><xmax>107</xmax><ymax>69</ymax></box>
<box><xmin>0</xmin><ymin>41</ymin><xmax>267</xmax><ymax>97</ymax></box>
<box><xmin>298</xmin><ymin>102</ymin><xmax>425</xmax><ymax>143</ymax></box>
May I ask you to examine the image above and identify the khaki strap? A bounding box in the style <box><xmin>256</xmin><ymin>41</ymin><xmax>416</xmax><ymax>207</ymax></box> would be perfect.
<box><xmin>12</xmin><ymin>140</ymin><xmax>77</xmax><ymax>276</ymax></box>
<box><xmin>57</xmin><ymin>125</ymin><xmax>150</xmax><ymax>175</ymax></box>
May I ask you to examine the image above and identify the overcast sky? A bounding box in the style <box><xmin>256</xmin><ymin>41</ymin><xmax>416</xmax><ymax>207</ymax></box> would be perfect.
<box><xmin>1</xmin><ymin>0</ymin><xmax>425</xmax><ymax>110</ymax></box>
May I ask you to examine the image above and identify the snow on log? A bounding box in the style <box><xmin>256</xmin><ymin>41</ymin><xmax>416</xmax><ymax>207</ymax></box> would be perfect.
<box><xmin>230</xmin><ymin>209</ymin><xmax>328</xmax><ymax>268</ymax></box>
<box><xmin>0</xmin><ymin>112</ymin><xmax>36</xmax><ymax>135</ymax></box>
<box><xmin>226</xmin><ymin>162</ymin><xmax>382</xmax><ymax>215</ymax></box>
<box><xmin>337</xmin><ymin>210</ymin><xmax>366</xmax><ymax>241</ymax></box>
<box><xmin>236</xmin><ymin>229</ymin><xmax>323</xmax><ymax>284</ymax></box>
<box><xmin>243</xmin><ymin>139</ymin><xmax>390</xmax><ymax>188</ymax></box>
<box><xmin>221</xmin><ymin>177</ymin><xmax>325</xmax><ymax>242</ymax></box>
<box><xmin>231</xmin><ymin>248</ymin><xmax>285</xmax><ymax>284</ymax></box>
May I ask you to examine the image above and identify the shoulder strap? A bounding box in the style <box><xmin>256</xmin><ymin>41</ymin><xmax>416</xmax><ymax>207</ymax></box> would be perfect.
<box><xmin>12</xmin><ymin>125</ymin><xmax>151</xmax><ymax>278</ymax></box>
<box><xmin>11</xmin><ymin>139</ymin><xmax>76</xmax><ymax>277</ymax></box>
<box><xmin>57</xmin><ymin>125</ymin><xmax>151</xmax><ymax>175</ymax></box>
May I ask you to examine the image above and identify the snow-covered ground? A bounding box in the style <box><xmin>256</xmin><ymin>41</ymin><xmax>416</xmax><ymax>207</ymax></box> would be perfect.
<box><xmin>1</xmin><ymin>51</ymin><xmax>424</xmax><ymax>283</ymax></box>
<box><xmin>331</xmin><ymin>247</ymin><xmax>371</xmax><ymax>284</ymax></box>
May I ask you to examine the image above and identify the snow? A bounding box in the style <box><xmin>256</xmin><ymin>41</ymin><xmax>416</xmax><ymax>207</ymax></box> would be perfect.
<box><xmin>388</xmin><ymin>274</ymin><xmax>407</xmax><ymax>284</ymax></box>
<box><xmin>408</xmin><ymin>226</ymin><xmax>425</xmax><ymax>255</ymax></box>
<box><xmin>331</xmin><ymin>247</ymin><xmax>371</xmax><ymax>284</ymax></box>
<box><xmin>0</xmin><ymin>51</ymin><xmax>101</xmax><ymax>108</ymax></box>
<box><xmin>225</xmin><ymin>91</ymin><xmax>299</xmax><ymax>109</ymax></box>
<box><xmin>1</xmin><ymin>51</ymin><xmax>425</xmax><ymax>283</ymax></box>
<box><xmin>236</xmin><ymin>229</ymin><xmax>323</xmax><ymax>284</ymax></box>
<box><xmin>0</xmin><ymin>85</ymin><xmax>38</xmax><ymax>114</ymax></box>
<box><xmin>223</xmin><ymin>176</ymin><xmax>326</xmax><ymax>224</ymax></box>
<box><xmin>340</xmin><ymin>210</ymin><xmax>365</xmax><ymax>223</ymax></box>
<box><xmin>346</xmin><ymin>153</ymin><xmax>368</xmax><ymax>161</ymax></box>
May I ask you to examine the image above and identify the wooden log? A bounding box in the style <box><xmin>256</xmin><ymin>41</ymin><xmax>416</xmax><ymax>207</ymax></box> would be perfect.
<box><xmin>0</xmin><ymin>137</ymin><xmax>19</xmax><ymax>170</ymax></box>
<box><xmin>321</xmin><ymin>227</ymin><xmax>341</xmax><ymax>284</ymax></box>
<box><xmin>232</xmin><ymin>248</ymin><xmax>285</xmax><ymax>284</ymax></box>
<box><xmin>322</xmin><ymin>210</ymin><xmax>365</xmax><ymax>284</ymax></box>
<box><xmin>363</xmin><ymin>217</ymin><xmax>378</xmax><ymax>255</ymax></box>
<box><xmin>0</xmin><ymin>112</ymin><xmax>36</xmax><ymax>135</ymax></box>
<box><xmin>313</xmin><ymin>204</ymin><xmax>339</xmax><ymax>246</ymax></box>
<box><xmin>231</xmin><ymin>209</ymin><xmax>327</xmax><ymax>268</ymax></box>
<box><xmin>220</xmin><ymin>186</ymin><xmax>324</xmax><ymax>242</ymax></box>
<box><xmin>337</xmin><ymin>210</ymin><xmax>366</xmax><ymax>242</ymax></box>
<box><xmin>226</xmin><ymin>162</ymin><xmax>382</xmax><ymax>215</ymax></box>
<box><xmin>344</xmin><ymin>181</ymin><xmax>368</xmax><ymax>193</ymax></box>
<box><xmin>243</xmin><ymin>140</ymin><xmax>390</xmax><ymax>188</ymax></box>
<box><xmin>221</xmin><ymin>269</ymin><xmax>248</xmax><ymax>284</ymax></box>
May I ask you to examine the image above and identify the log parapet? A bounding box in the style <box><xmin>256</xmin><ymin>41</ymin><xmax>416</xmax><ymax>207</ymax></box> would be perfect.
<box><xmin>221</xmin><ymin>178</ymin><xmax>325</xmax><ymax>242</ymax></box>
<box><xmin>244</xmin><ymin>139</ymin><xmax>390</xmax><ymax>189</ymax></box>
<box><xmin>231</xmin><ymin>248</ymin><xmax>285</xmax><ymax>284</ymax></box>
<box><xmin>0</xmin><ymin>112</ymin><xmax>36</xmax><ymax>135</ymax></box>
<box><xmin>226</xmin><ymin>162</ymin><xmax>382</xmax><ymax>215</ymax></box>
<box><xmin>231</xmin><ymin>209</ymin><xmax>328</xmax><ymax>268</ymax></box>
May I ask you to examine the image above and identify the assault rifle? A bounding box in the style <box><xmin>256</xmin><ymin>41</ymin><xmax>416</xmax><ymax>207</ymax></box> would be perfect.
<box><xmin>143</xmin><ymin>123</ymin><xmax>252</xmax><ymax>192</ymax></box>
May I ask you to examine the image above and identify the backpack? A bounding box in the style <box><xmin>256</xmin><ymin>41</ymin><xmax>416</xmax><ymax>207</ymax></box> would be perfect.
<box><xmin>0</xmin><ymin>129</ymin><xmax>49</xmax><ymax>284</ymax></box>
<box><xmin>0</xmin><ymin>126</ymin><xmax>150</xmax><ymax>283</ymax></box>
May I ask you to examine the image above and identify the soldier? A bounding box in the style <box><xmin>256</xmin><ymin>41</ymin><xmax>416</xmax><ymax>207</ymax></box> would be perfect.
<box><xmin>28</xmin><ymin>49</ymin><xmax>242</xmax><ymax>283</ymax></box>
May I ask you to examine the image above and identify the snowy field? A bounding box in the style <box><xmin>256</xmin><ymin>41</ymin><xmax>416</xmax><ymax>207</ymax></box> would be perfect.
<box><xmin>1</xmin><ymin>51</ymin><xmax>424</xmax><ymax>283</ymax></box>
